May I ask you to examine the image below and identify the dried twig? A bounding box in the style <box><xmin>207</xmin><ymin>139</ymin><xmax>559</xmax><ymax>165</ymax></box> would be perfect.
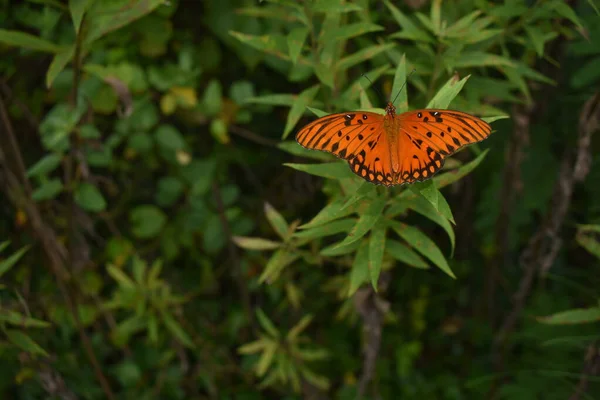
<box><xmin>354</xmin><ymin>272</ymin><xmax>391</xmax><ymax>398</ymax></box>
<box><xmin>211</xmin><ymin>182</ymin><xmax>257</xmax><ymax>333</ymax></box>
<box><xmin>493</xmin><ymin>91</ymin><xmax>600</xmax><ymax>360</ymax></box>
<box><xmin>0</xmin><ymin>94</ymin><xmax>116</xmax><ymax>400</ymax></box>
<box><xmin>487</xmin><ymin>102</ymin><xmax>532</xmax><ymax>322</ymax></box>
<box><xmin>569</xmin><ymin>343</ymin><xmax>600</xmax><ymax>400</ymax></box>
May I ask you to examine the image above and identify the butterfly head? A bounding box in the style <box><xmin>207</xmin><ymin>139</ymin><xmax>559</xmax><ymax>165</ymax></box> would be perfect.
<box><xmin>385</xmin><ymin>102</ymin><xmax>396</xmax><ymax>119</ymax></box>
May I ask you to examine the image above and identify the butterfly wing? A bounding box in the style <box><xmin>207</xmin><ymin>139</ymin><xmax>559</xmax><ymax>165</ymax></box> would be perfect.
<box><xmin>395</xmin><ymin>109</ymin><xmax>492</xmax><ymax>184</ymax></box>
<box><xmin>296</xmin><ymin>111</ymin><xmax>396</xmax><ymax>185</ymax></box>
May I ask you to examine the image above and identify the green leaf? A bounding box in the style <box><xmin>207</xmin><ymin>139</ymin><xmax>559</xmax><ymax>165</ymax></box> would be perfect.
<box><xmin>430</xmin><ymin>0</ymin><xmax>442</xmax><ymax>35</ymax></box>
<box><xmin>0</xmin><ymin>29</ymin><xmax>62</xmax><ymax>53</ymax></box>
<box><xmin>0</xmin><ymin>310</ymin><xmax>50</xmax><ymax>328</ymax></box>
<box><xmin>283</xmin><ymin>85</ymin><xmax>319</xmax><ymax>139</ymax></box>
<box><xmin>385</xmin><ymin>239</ymin><xmax>429</xmax><ymax>269</ymax></box>
<box><xmin>232</xmin><ymin>236</ymin><xmax>281</xmax><ymax>250</ymax></box>
<box><xmin>161</xmin><ymin>310</ymin><xmax>195</xmax><ymax>348</ymax></box>
<box><xmin>389</xmin><ymin>221</ymin><xmax>454</xmax><ymax>278</ymax></box>
<box><xmin>229</xmin><ymin>31</ymin><xmax>290</xmax><ymax>61</ymax></box>
<box><xmin>426</xmin><ymin>74</ymin><xmax>469</xmax><ymax>109</ymax></box>
<box><xmin>391</xmin><ymin>54</ymin><xmax>408</xmax><ymax>112</ymax></box>
<box><xmin>320</xmin><ymin>239</ymin><xmax>361</xmax><ymax>257</ymax></box>
<box><xmin>244</xmin><ymin>93</ymin><xmax>296</xmax><ymax>106</ymax></box>
<box><xmin>327</xmin><ymin>22</ymin><xmax>384</xmax><ymax>43</ymax></box>
<box><xmin>537</xmin><ymin>308</ymin><xmax>600</xmax><ymax>325</ymax></box>
<box><xmin>570</xmin><ymin>56</ymin><xmax>600</xmax><ymax>90</ymax></box>
<box><xmin>348</xmin><ymin>241</ymin><xmax>369</xmax><ymax>296</ymax></box>
<box><xmin>85</xmin><ymin>0</ymin><xmax>165</xmax><ymax>45</ymax></box>
<box><xmin>405</xmin><ymin>195</ymin><xmax>455</xmax><ymax>255</ymax></box>
<box><xmin>4</xmin><ymin>329</ymin><xmax>48</xmax><ymax>356</ymax></box>
<box><xmin>287</xmin><ymin>26</ymin><xmax>309</xmax><ymax>65</ymax></box>
<box><xmin>433</xmin><ymin>149</ymin><xmax>488</xmax><ymax>189</ymax></box>
<box><xmin>300</xmin><ymin>197</ymin><xmax>364</xmax><ymax>229</ymax></box>
<box><xmin>342</xmin><ymin>64</ymin><xmax>390</xmax><ymax>101</ymax></box>
<box><xmin>385</xmin><ymin>1</ymin><xmax>433</xmax><ymax>42</ymax></box>
<box><xmin>155</xmin><ymin>125</ymin><xmax>186</xmax><ymax>151</ymax></box>
<box><xmin>293</xmin><ymin>218</ymin><xmax>356</xmax><ymax>240</ymax></box>
<box><xmin>312</xmin><ymin>1</ymin><xmax>362</xmax><ymax>13</ymax></box>
<box><xmin>0</xmin><ymin>245</ymin><xmax>29</xmax><ymax>278</ymax></box>
<box><xmin>277</xmin><ymin>141</ymin><xmax>333</xmax><ymax>161</ymax></box>
<box><xmin>238</xmin><ymin>338</ymin><xmax>268</xmax><ymax>354</ymax></box>
<box><xmin>552</xmin><ymin>1</ymin><xmax>583</xmax><ymax>30</ymax></box>
<box><xmin>285</xmin><ymin>162</ymin><xmax>355</xmax><ymax>180</ymax></box>
<box><xmin>46</xmin><ymin>45</ymin><xmax>75</xmax><ymax>88</ymax></box>
<box><xmin>203</xmin><ymin>79</ymin><xmax>222</xmax><ymax>116</ymax></box>
<box><xmin>368</xmin><ymin>223</ymin><xmax>386</xmax><ymax>291</ymax></box>
<box><xmin>451</xmin><ymin>52</ymin><xmax>515</xmax><ymax>69</ymax></box>
<box><xmin>259</xmin><ymin>249</ymin><xmax>299</xmax><ymax>283</ymax></box>
<box><xmin>341</xmin><ymin>182</ymin><xmax>376</xmax><ymax>210</ymax></box>
<box><xmin>524</xmin><ymin>25</ymin><xmax>546</xmax><ymax>57</ymax></box>
<box><xmin>69</xmin><ymin>0</ymin><xmax>94</xmax><ymax>33</ymax></box>
<box><xmin>129</xmin><ymin>205</ymin><xmax>167</xmax><ymax>238</ymax></box>
<box><xmin>337</xmin><ymin>43</ymin><xmax>395</xmax><ymax>73</ymax></box>
<box><xmin>335</xmin><ymin>196</ymin><xmax>386</xmax><ymax>248</ymax></box>
<box><xmin>32</xmin><ymin>179</ymin><xmax>64</xmax><ymax>201</ymax></box>
<box><xmin>410</xmin><ymin>180</ymin><xmax>455</xmax><ymax>224</ymax></box>
<box><xmin>287</xmin><ymin>314</ymin><xmax>313</xmax><ymax>341</ymax></box>
<box><xmin>264</xmin><ymin>202</ymin><xmax>289</xmax><ymax>240</ymax></box>
<box><xmin>256</xmin><ymin>309</ymin><xmax>280</xmax><ymax>338</ymax></box>
<box><xmin>75</xmin><ymin>182</ymin><xmax>107</xmax><ymax>212</ymax></box>
<box><xmin>26</xmin><ymin>153</ymin><xmax>62</xmax><ymax>178</ymax></box>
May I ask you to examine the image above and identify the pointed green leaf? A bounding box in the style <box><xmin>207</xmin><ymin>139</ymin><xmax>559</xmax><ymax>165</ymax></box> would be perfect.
<box><xmin>368</xmin><ymin>223</ymin><xmax>386</xmax><ymax>290</ymax></box>
<box><xmin>283</xmin><ymin>85</ymin><xmax>319</xmax><ymax>138</ymax></box>
<box><xmin>4</xmin><ymin>329</ymin><xmax>48</xmax><ymax>356</ymax></box>
<box><xmin>432</xmin><ymin>149</ymin><xmax>488</xmax><ymax>189</ymax></box>
<box><xmin>161</xmin><ymin>310</ymin><xmax>195</xmax><ymax>348</ymax></box>
<box><xmin>285</xmin><ymin>162</ymin><xmax>355</xmax><ymax>180</ymax></box>
<box><xmin>537</xmin><ymin>308</ymin><xmax>600</xmax><ymax>325</ymax></box>
<box><xmin>335</xmin><ymin>196</ymin><xmax>386</xmax><ymax>248</ymax></box>
<box><xmin>389</xmin><ymin>221</ymin><xmax>454</xmax><ymax>278</ymax></box>
<box><xmin>341</xmin><ymin>182</ymin><xmax>375</xmax><ymax>210</ymax></box>
<box><xmin>264</xmin><ymin>202</ymin><xmax>289</xmax><ymax>240</ymax></box>
<box><xmin>391</xmin><ymin>54</ymin><xmax>408</xmax><ymax>112</ymax></box>
<box><xmin>385</xmin><ymin>239</ymin><xmax>429</xmax><ymax>269</ymax></box>
<box><xmin>232</xmin><ymin>236</ymin><xmax>281</xmax><ymax>250</ymax></box>
<box><xmin>293</xmin><ymin>218</ymin><xmax>356</xmax><ymax>240</ymax></box>
<box><xmin>26</xmin><ymin>153</ymin><xmax>62</xmax><ymax>178</ymax></box>
<box><xmin>75</xmin><ymin>182</ymin><xmax>107</xmax><ymax>212</ymax></box>
<box><xmin>0</xmin><ymin>310</ymin><xmax>50</xmax><ymax>328</ymax></box>
<box><xmin>405</xmin><ymin>195</ymin><xmax>455</xmax><ymax>254</ymax></box>
<box><xmin>337</xmin><ymin>43</ymin><xmax>395</xmax><ymax>73</ymax></box>
<box><xmin>259</xmin><ymin>249</ymin><xmax>299</xmax><ymax>283</ymax></box>
<box><xmin>256</xmin><ymin>308</ymin><xmax>280</xmax><ymax>338</ymax></box>
<box><xmin>0</xmin><ymin>29</ymin><xmax>62</xmax><ymax>53</ymax></box>
<box><xmin>287</xmin><ymin>26</ymin><xmax>309</xmax><ymax>65</ymax></box>
<box><xmin>0</xmin><ymin>245</ymin><xmax>29</xmax><ymax>278</ymax></box>
<box><xmin>385</xmin><ymin>1</ymin><xmax>433</xmax><ymax>42</ymax></box>
<box><xmin>69</xmin><ymin>0</ymin><xmax>94</xmax><ymax>33</ymax></box>
<box><xmin>348</xmin><ymin>241</ymin><xmax>369</xmax><ymax>296</ymax></box>
<box><xmin>426</xmin><ymin>74</ymin><xmax>469</xmax><ymax>109</ymax></box>
<box><xmin>277</xmin><ymin>141</ymin><xmax>333</xmax><ymax>161</ymax></box>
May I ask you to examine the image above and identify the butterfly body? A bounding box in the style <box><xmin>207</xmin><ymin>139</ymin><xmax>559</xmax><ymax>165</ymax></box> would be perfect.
<box><xmin>296</xmin><ymin>102</ymin><xmax>492</xmax><ymax>186</ymax></box>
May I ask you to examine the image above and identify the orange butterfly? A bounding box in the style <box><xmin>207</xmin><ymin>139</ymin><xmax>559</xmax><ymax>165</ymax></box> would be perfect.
<box><xmin>296</xmin><ymin>102</ymin><xmax>492</xmax><ymax>186</ymax></box>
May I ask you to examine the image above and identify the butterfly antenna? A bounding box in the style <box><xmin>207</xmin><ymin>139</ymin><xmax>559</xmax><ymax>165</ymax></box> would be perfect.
<box><xmin>392</xmin><ymin>68</ymin><xmax>417</xmax><ymax>106</ymax></box>
<box><xmin>361</xmin><ymin>73</ymin><xmax>384</xmax><ymax>101</ymax></box>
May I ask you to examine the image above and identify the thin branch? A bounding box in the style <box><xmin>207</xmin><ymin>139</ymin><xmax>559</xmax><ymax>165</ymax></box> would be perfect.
<box><xmin>569</xmin><ymin>343</ymin><xmax>600</xmax><ymax>400</ymax></box>
<box><xmin>492</xmin><ymin>91</ymin><xmax>600</xmax><ymax>370</ymax></box>
<box><xmin>0</xmin><ymin>94</ymin><xmax>116</xmax><ymax>400</ymax></box>
<box><xmin>211</xmin><ymin>182</ymin><xmax>257</xmax><ymax>333</ymax></box>
<box><xmin>354</xmin><ymin>272</ymin><xmax>391</xmax><ymax>398</ymax></box>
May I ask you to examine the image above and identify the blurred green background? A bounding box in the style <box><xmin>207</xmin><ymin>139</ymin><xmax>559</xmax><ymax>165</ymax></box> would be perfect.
<box><xmin>1</xmin><ymin>0</ymin><xmax>599</xmax><ymax>399</ymax></box>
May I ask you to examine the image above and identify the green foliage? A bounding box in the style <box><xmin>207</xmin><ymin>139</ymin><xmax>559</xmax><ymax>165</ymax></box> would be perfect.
<box><xmin>0</xmin><ymin>0</ymin><xmax>599</xmax><ymax>398</ymax></box>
